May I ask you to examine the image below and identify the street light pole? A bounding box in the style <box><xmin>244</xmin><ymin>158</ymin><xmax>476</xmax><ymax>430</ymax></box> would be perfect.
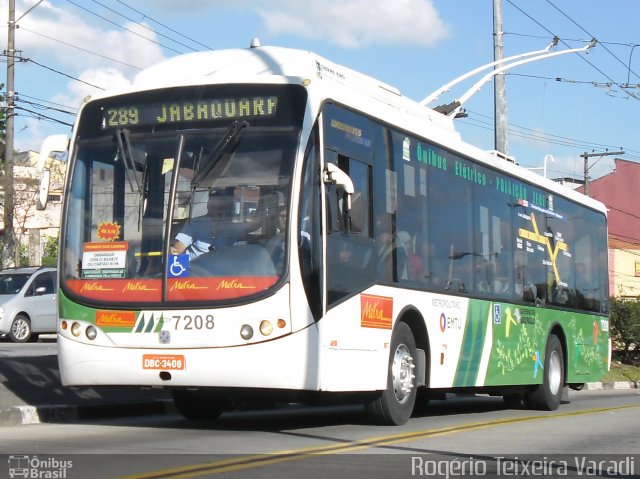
<box><xmin>582</xmin><ymin>150</ymin><xmax>624</xmax><ymax>196</ymax></box>
<box><xmin>493</xmin><ymin>0</ymin><xmax>508</xmax><ymax>155</ymax></box>
<box><xmin>3</xmin><ymin>0</ymin><xmax>16</xmax><ymax>267</ymax></box>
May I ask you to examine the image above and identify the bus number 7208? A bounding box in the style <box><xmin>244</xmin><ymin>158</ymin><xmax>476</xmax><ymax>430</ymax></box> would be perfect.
<box><xmin>172</xmin><ymin>315</ymin><xmax>215</xmax><ymax>331</ymax></box>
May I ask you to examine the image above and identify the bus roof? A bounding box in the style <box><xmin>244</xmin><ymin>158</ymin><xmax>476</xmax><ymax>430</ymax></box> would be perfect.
<box><xmin>89</xmin><ymin>43</ymin><xmax>607</xmax><ymax>216</ymax></box>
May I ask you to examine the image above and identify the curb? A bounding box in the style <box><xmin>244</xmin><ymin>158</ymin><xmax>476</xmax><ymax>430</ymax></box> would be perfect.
<box><xmin>584</xmin><ymin>381</ymin><xmax>640</xmax><ymax>391</ymax></box>
<box><xmin>0</xmin><ymin>400</ymin><xmax>174</xmax><ymax>427</ymax></box>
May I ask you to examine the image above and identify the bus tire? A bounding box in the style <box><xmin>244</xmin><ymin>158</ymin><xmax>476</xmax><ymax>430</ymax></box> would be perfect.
<box><xmin>365</xmin><ymin>322</ymin><xmax>417</xmax><ymax>425</ymax></box>
<box><xmin>525</xmin><ymin>334</ymin><xmax>564</xmax><ymax>411</ymax></box>
<box><xmin>172</xmin><ymin>389</ymin><xmax>228</xmax><ymax>420</ymax></box>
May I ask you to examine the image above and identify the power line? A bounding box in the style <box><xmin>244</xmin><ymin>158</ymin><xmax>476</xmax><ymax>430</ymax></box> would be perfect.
<box><xmin>505</xmin><ymin>0</ymin><xmax>640</xmax><ymax>101</ymax></box>
<box><xmin>23</xmin><ymin>57</ymin><xmax>105</xmax><ymax>90</ymax></box>
<box><xmin>508</xmin><ymin>72</ymin><xmax>639</xmax><ymax>91</ymax></box>
<box><xmin>64</xmin><ymin>0</ymin><xmax>184</xmax><ymax>55</ymax></box>
<box><xmin>464</xmin><ymin>108</ymin><xmax>640</xmax><ymax>158</ymax></box>
<box><xmin>13</xmin><ymin>106</ymin><xmax>74</xmax><ymax>126</ymax></box>
<box><xmin>16</xmin><ymin>98</ymin><xmax>76</xmax><ymax>116</ymax></box>
<box><xmin>544</xmin><ymin>0</ymin><xmax>640</xmax><ymax>83</ymax></box>
<box><xmin>115</xmin><ymin>0</ymin><xmax>213</xmax><ymax>51</ymax></box>
<box><xmin>505</xmin><ymin>31</ymin><xmax>640</xmax><ymax>49</ymax></box>
<box><xmin>19</xmin><ymin>94</ymin><xmax>78</xmax><ymax>113</ymax></box>
<box><xmin>19</xmin><ymin>26</ymin><xmax>143</xmax><ymax>71</ymax></box>
<box><xmin>88</xmin><ymin>0</ymin><xmax>199</xmax><ymax>53</ymax></box>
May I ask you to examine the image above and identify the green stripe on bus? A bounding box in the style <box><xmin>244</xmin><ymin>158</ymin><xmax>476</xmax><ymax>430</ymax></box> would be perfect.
<box><xmin>453</xmin><ymin>300</ymin><xmax>490</xmax><ymax>387</ymax></box>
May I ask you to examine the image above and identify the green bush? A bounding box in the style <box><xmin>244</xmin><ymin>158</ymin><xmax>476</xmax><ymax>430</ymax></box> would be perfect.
<box><xmin>609</xmin><ymin>296</ymin><xmax>640</xmax><ymax>364</ymax></box>
<box><xmin>41</xmin><ymin>235</ymin><xmax>59</xmax><ymax>267</ymax></box>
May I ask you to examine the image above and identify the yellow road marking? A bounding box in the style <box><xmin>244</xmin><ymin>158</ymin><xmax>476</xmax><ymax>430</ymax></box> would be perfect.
<box><xmin>118</xmin><ymin>403</ymin><xmax>640</xmax><ymax>479</ymax></box>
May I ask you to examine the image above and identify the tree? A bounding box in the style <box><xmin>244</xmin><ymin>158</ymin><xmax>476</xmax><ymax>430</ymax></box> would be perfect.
<box><xmin>42</xmin><ymin>234</ymin><xmax>59</xmax><ymax>267</ymax></box>
<box><xmin>609</xmin><ymin>296</ymin><xmax>640</xmax><ymax>364</ymax></box>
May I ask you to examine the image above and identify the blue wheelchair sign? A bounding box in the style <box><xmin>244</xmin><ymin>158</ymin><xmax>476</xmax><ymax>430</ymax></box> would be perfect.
<box><xmin>168</xmin><ymin>254</ymin><xmax>189</xmax><ymax>278</ymax></box>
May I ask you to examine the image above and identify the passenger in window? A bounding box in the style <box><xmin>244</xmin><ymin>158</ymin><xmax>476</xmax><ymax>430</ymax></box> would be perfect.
<box><xmin>172</xmin><ymin>189</ymin><xmax>259</xmax><ymax>260</ymax></box>
<box><xmin>267</xmin><ymin>206</ymin><xmax>288</xmax><ymax>270</ymax></box>
<box><xmin>575</xmin><ymin>261</ymin><xmax>599</xmax><ymax>310</ymax></box>
<box><xmin>395</xmin><ymin>231</ymin><xmax>413</xmax><ymax>280</ymax></box>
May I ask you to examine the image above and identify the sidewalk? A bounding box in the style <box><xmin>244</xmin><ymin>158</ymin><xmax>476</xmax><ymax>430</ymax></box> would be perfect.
<box><xmin>0</xmin><ymin>354</ymin><xmax>171</xmax><ymax>426</ymax></box>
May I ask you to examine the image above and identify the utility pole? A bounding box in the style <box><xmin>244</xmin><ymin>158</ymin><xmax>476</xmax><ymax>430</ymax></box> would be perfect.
<box><xmin>582</xmin><ymin>150</ymin><xmax>624</xmax><ymax>196</ymax></box>
<box><xmin>3</xmin><ymin>0</ymin><xmax>16</xmax><ymax>267</ymax></box>
<box><xmin>493</xmin><ymin>0</ymin><xmax>508</xmax><ymax>155</ymax></box>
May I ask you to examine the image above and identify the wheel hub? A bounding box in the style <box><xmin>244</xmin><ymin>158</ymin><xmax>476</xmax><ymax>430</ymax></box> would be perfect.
<box><xmin>391</xmin><ymin>344</ymin><xmax>415</xmax><ymax>403</ymax></box>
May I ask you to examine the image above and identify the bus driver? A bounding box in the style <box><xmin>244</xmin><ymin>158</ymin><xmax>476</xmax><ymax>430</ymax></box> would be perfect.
<box><xmin>171</xmin><ymin>189</ymin><xmax>259</xmax><ymax>260</ymax></box>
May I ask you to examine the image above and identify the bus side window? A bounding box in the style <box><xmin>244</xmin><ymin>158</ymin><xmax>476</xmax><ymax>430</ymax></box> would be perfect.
<box><xmin>326</xmin><ymin>155</ymin><xmax>374</xmax><ymax>306</ymax></box>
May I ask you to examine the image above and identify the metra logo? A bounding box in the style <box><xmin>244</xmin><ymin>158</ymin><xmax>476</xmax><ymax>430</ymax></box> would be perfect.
<box><xmin>360</xmin><ymin>294</ymin><xmax>393</xmax><ymax>330</ymax></box>
<box><xmin>133</xmin><ymin>313</ymin><xmax>165</xmax><ymax>333</ymax></box>
<box><xmin>80</xmin><ymin>282</ymin><xmax>114</xmax><ymax>292</ymax></box>
<box><xmin>170</xmin><ymin>280</ymin><xmax>208</xmax><ymax>291</ymax></box>
<box><xmin>96</xmin><ymin>311</ymin><xmax>136</xmax><ymax>327</ymax></box>
<box><xmin>216</xmin><ymin>279</ymin><xmax>255</xmax><ymax>290</ymax></box>
<box><xmin>123</xmin><ymin>281</ymin><xmax>159</xmax><ymax>292</ymax></box>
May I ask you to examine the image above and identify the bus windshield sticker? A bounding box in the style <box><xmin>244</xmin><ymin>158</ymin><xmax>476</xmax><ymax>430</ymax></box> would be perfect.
<box><xmin>81</xmin><ymin>242</ymin><xmax>128</xmax><ymax>279</ymax></box>
<box><xmin>97</xmin><ymin>221</ymin><xmax>121</xmax><ymax>241</ymax></box>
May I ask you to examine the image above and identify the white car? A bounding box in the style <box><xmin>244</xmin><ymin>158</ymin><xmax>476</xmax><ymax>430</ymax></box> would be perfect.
<box><xmin>0</xmin><ymin>267</ymin><xmax>57</xmax><ymax>343</ymax></box>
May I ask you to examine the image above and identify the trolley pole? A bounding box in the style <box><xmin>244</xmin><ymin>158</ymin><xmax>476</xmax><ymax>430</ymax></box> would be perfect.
<box><xmin>582</xmin><ymin>150</ymin><xmax>624</xmax><ymax>196</ymax></box>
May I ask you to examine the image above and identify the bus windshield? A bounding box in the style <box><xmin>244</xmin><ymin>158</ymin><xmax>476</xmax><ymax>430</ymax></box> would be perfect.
<box><xmin>61</xmin><ymin>84</ymin><xmax>306</xmax><ymax>305</ymax></box>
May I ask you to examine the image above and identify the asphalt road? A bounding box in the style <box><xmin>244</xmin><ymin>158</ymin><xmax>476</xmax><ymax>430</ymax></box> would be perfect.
<box><xmin>0</xmin><ymin>390</ymin><xmax>638</xmax><ymax>479</ymax></box>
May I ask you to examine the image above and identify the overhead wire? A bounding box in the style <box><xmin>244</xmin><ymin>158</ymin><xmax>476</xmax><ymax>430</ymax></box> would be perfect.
<box><xmin>24</xmin><ymin>57</ymin><xmax>105</xmax><ymax>91</ymax></box>
<box><xmin>88</xmin><ymin>0</ymin><xmax>200</xmax><ymax>53</ymax></box>
<box><xmin>460</xmin><ymin>108</ymin><xmax>640</xmax><ymax>161</ymax></box>
<box><xmin>19</xmin><ymin>26</ymin><xmax>143</xmax><ymax>71</ymax></box>
<box><xmin>115</xmin><ymin>0</ymin><xmax>213</xmax><ymax>51</ymax></box>
<box><xmin>544</xmin><ymin>0</ymin><xmax>640</xmax><ymax>83</ymax></box>
<box><xmin>505</xmin><ymin>0</ymin><xmax>640</xmax><ymax>101</ymax></box>
<box><xmin>64</xmin><ymin>0</ymin><xmax>185</xmax><ymax>55</ymax></box>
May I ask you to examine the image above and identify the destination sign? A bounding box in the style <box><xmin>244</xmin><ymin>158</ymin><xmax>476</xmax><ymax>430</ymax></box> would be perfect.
<box><xmin>101</xmin><ymin>95</ymin><xmax>279</xmax><ymax>129</ymax></box>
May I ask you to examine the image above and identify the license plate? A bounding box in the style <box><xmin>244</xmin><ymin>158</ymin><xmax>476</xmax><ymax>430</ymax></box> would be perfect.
<box><xmin>142</xmin><ymin>354</ymin><xmax>185</xmax><ymax>370</ymax></box>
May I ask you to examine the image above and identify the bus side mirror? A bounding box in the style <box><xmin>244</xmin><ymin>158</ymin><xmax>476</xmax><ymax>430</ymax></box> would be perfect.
<box><xmin>37</xmin><ymin>134</ymin><xmax>69</xmax><ymax>210</ymax></box>
<box><xmin>323</xmin><ymin>163</ymin><xmax>354</xmax><ymax>209</ymax></box>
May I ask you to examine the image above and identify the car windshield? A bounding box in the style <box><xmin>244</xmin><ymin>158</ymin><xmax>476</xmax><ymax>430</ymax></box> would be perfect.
<box><xmin>61</xmin><ymin>84</ymin><xmax>306</xmax><ymax>306</ymax></box>
<box><xmin>0</xmin><ymin>274</ymin><xmax>31</xmax><ymax>294</ymax></box>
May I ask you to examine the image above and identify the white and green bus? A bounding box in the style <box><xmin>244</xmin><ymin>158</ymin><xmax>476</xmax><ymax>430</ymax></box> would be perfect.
<box><xmin>52</xmin><ymin>43</ymin><xmax>610</xmax><ymax>425</ymax></box>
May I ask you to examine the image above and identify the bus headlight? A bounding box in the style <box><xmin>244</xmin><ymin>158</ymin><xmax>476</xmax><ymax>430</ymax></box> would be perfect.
<box><xmin>70</xmin><ymin>322</ymin><xmax>82</xmax><ymax>337</ymax></box>
<box><xmin>86</xmin><ymin>326</ymin><xmax>97</xmax><ymax>340</ymax></box>
<box><xmin>259</xmin><ymin>320</ymin><xmax>273</xmax><ymax>336</ymax></box>
<box><xmin>240</xmin><ymin>324</ymin><xmax>253</xmax><ymax>340</ymax></box>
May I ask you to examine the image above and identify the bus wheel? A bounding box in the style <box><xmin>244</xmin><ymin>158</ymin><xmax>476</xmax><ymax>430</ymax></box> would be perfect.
<box><xmin>365</xmin><ymin>322</ymin><xmax>417</xmax><ymax>425</ymax></box>
<box><xmin>9</xmin><ymin>315</ymin><xmax>32</xmax><ymax>343</ymax></box>
<box><xmin>525</xmin><ymin>335</ymin><xmax>564</xmax><ymax>411</ymax></box>
<box><xmin>172</xmin><ymin>389</ymin><xmax>229</xmax><ymax>420</ymax></box>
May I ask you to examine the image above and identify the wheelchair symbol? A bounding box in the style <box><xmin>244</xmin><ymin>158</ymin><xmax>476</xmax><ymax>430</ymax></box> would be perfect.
<box><xmin>168</xmin><ymin>254</ymin><xmax>189</xmax><ymax>278</ymax></box>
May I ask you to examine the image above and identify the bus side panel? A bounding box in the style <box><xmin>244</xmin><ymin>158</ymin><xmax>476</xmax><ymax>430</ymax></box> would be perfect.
<box><xmin>480</xmin><ymin>302</ymin><xmax>609</xmax><ymax>387</ymax></box>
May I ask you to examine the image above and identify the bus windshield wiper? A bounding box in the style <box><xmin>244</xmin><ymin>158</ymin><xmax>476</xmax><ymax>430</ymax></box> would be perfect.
<box><xmin>115</xmin><ymin>129</ymin><xmax>142</xmax><ymax>195</ymax></box>
<box><xmin>192</xmin><ymin>120</ymin><xmax>249</xmax><ymax>188</ymax></box>
<box><xmin>115</xmin><ymin>129</ymin><xmax>146</xmax><ymax>229</ymax></box>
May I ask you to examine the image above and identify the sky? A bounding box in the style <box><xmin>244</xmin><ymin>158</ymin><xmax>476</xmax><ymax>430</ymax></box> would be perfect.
<box><xmin>2</xmin><ymin>0</ymin><xmax>640</xmax><ymax>182</ymax></box>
